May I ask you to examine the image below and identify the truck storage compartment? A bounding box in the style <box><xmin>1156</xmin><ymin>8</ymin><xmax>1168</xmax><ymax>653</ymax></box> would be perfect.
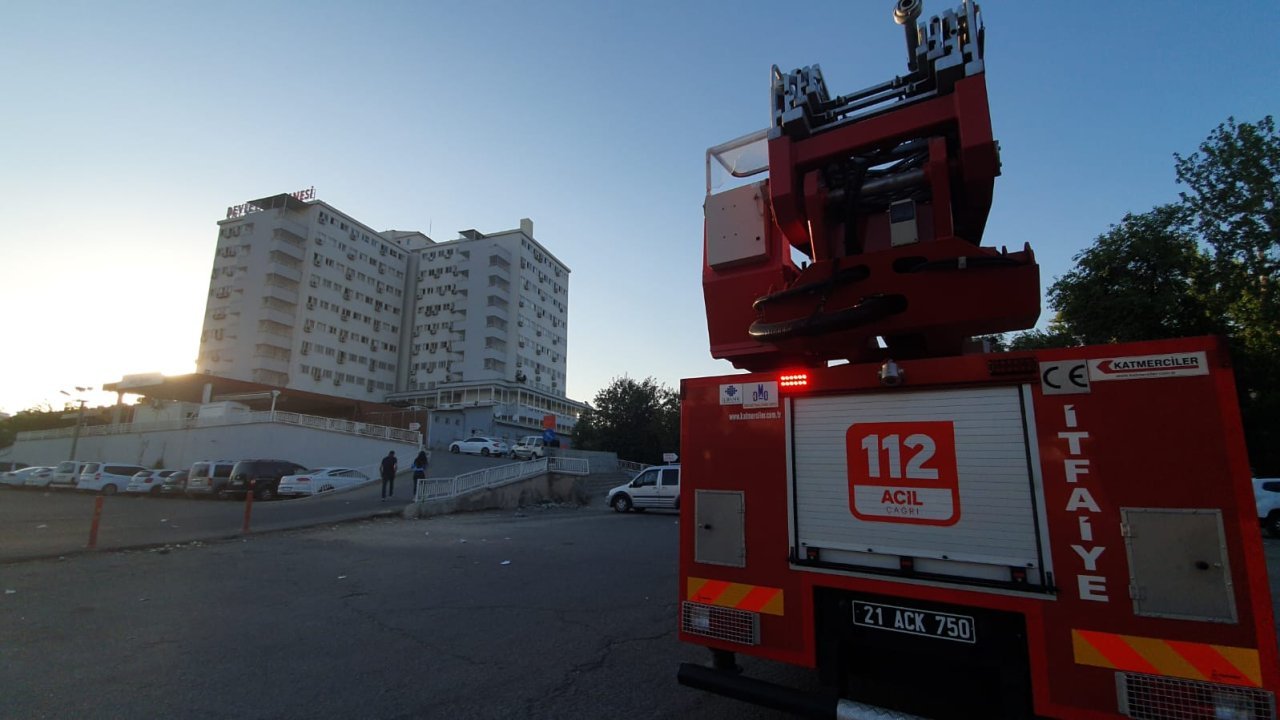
<box><xmin>790</xmin><ymin>385</ymin><xmax>1051</xmax><ymax>590</ymax></box>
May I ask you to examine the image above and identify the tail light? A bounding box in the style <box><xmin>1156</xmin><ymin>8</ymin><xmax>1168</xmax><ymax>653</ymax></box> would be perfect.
<box><xmin>296</xmin><ymin>477</ymin><xmax>310</xmax><ymax>483</ymax></box>
<box><xmin>779</xmin><ymin>372</ymin><xmax>809</xmax><ymax>388</ymax></box>
<box><xmin>95</xmin><ymin>473</ymin><xmax>102</xmax><ymax>481</ymax></box>
<box><xmin>145</xmin><ymin>478</ymin><xmax>153</xmax><ymax>484</ymax></box>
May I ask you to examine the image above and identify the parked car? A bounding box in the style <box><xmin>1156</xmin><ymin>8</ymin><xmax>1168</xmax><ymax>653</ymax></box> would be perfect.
<box><xmin>21</xmin><ymin>466</ymin><xmax>59</xmax><ymax>488</ymax></box>
<box><xmin>511</xmin><ymin>435</ymin><xmax>547</xmax><ymax>460</ymax></box>
<box><xmin>159</xmin><ymin>469</ymin><xmax>189</xmax><ymax>497</ymax></box>
<box><xmin>185</xmin><ymin>460</ymin><xmax>237</xmax><ymax>499</ymax></box>
<box><xmin>0</xmin><ymin>461</ymin><xmax>29</xmax><ymax>473</ymax></box>
<box><xmin>278</xmin><ymin>467</ymin><xmax>371</xmax><ymax>497</ymax></box>
<box><xmin>125</xmin><ymin>470</ymin><xmax>178</xmax><ymax>495</ymax></box>
<box><xmin>76</xmin><ymin>463</ymin><xmax>149</xmax><ymax>495</ymax></box>
<box><xmin>449</xmin><ymin>436</ymin><xmax>510</xmax><ymax>457</ymax></box>
<box><xmin>1255</xmin><ymin>477</ymin><xmax>1280</xmax><ymax>537</ymax></box>
<box><xmin>1</xmin><ymin>466</ymin><xmax>52</xmax><ymax>488</ymax></box>
<box><xmin>607</xmin><ymin>465</ymin><xmax>681</xmax><ymax>512</ymax></box>
<box><xmin>226</xmin><ymin>459</ymin><xmax>308</xmax><ymax>501</ymax></box>
<box><xmin>41</xmin><ymin>461</ymin><xmax>91</xmax><ymax>489</ymax></box>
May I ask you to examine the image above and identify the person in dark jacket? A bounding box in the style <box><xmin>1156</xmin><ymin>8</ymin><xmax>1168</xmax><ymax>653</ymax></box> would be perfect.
<box><xmin>380</xmin><ymin>451</ymin><xmax>398</xmax><ymax>499</ymax></box>
<box><xmin>412</xmin><ymin>450</ymin><xmax>428</xmax><ymax>481</ymax></box>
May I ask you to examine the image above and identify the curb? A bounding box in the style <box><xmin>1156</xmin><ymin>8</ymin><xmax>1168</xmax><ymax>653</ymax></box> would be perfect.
<box><xmin>0</xmin><ymin>507</ymin><xmax>408</xmax><ymax>566</ymax></box>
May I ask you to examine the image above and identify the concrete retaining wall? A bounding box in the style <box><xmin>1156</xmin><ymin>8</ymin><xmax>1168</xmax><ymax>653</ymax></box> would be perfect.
<box><xmin>9</xmin><ymin>422</ymin><xmax>419</xmax><ymax>471</ymax></box>
<box><xmin>405</xmin><ymin>472</ymin><xmax>588</xmax><ymax>518</ymax></box>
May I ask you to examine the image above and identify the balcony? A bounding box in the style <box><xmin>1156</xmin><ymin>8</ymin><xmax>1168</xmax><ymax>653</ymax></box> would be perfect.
<box><xmin>271</xmin><ymin>263</ymin><xmax>302</xmax><ymax>283</ymax></box>
<box><xmin>269</xmin><ymin>249</ymin><xmax>303</xmax><ymax>270</ymax></box>
<box><xmin>266</xmin><ymin>272</ymin><xmax>300</xmax><ymax>291</ymax></box>
<box><xmin>272</xmin><ymin>237</ymin><xmax>305</xmax><ymax>260</ymax></box>
<box><xmin>262</xmin><ymin>307</ymin><xmax>296</xmax><ymax>327</ymax></box>
<box><xmin>265</xmin><ymin>284</ymin><xmax>298</xmax><ymax>305</ymax></box>
<box><xmin>252</xmin><ymin>355</ymin><xmax>291</xmax><ymax>375</ymax></box>
<box><xmin>279</xmin><ymin>217</ymin><xmax>309</xmax><ymax>242</ymax></box>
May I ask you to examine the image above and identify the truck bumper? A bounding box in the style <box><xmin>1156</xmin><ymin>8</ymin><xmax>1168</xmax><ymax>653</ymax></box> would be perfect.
<box><xmin>677</xmin><ymin>663</ymin><xmax>927</xmax><ymax>720</ymax></box>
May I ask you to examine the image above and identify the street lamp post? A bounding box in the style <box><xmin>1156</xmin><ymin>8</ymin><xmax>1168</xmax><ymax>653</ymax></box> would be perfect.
<box><xmin>269</xmin><ymin>390</ymin><xmax>281</xmax><ymax>421</ymax></box>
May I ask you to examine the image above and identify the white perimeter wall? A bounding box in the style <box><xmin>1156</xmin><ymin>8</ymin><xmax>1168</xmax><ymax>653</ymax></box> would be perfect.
<box><xmin>11</xmin><ymin>422</ymin><xmax>420</xmax><ymax>471</ymax></box>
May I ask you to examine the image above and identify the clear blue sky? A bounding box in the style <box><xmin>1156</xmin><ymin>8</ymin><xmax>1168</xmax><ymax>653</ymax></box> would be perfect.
<box><xmin>1</xmin><ymin>1</ymin><xmax>1276</xmax><ymax>414</ymax></box>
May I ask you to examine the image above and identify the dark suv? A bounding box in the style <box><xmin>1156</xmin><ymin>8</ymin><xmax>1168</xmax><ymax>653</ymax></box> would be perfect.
<box><xmin>227</xmin><ymin>459</ymin><xmax>307</xmax><ymax>501</ymax></box>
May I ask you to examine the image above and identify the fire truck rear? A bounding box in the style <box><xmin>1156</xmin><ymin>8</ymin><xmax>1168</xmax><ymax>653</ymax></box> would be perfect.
<box><xmin>676</xmin><ymin>3</ymin><xmax>1279</xmax><ymax>718</ymax></box>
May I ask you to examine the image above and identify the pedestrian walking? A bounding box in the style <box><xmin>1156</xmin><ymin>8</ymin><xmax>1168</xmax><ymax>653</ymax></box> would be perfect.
<box><xmin>380</xmin><ymin>450</ymin><xmax>398</xmax><ymax>499</ymax></box>
<box><xmin>412</xmin><ymin>450</ymin><xmax>428</xmax><ymax>481</ymax></box>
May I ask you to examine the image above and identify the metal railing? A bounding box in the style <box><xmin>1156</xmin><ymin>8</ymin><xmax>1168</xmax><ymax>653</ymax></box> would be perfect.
<box><xmin>617</xmin><ymin>459</ymin><xmax>651</xmax><ymax>476</ymax></box>
<box><xmin>15</xmin><ymin>411</ymin><xmax>421</xmax><ymax>445</ymax></box>
<box><xmin>414</xmin><ymin>456</ymin><xmax>590</xmax><ymax>502</ymax></box>
<box><xmin>549</xmin><ymin>456</ymin><xmax>590</xmax><ymax>475</ymax></box>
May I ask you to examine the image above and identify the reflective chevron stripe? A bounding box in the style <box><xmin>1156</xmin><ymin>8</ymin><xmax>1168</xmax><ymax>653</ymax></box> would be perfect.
<box><xmin>686</xmin><ymin>577</ymin><xmax>784</xmax><ymax>616</ymax></box>
<box><xmin>1072</xmin><ymin>629</ymin><xmax>1262</xmax><ymax>688</ymax></box>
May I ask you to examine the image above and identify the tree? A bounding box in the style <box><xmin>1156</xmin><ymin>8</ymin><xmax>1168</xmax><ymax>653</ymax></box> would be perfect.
<box><xmin>1048</xmin><ymin>205</ymin><xmax>1218</xmax><ymax>344</ymax></box>
<box><xmin>573</xmin><ymin>376</ymin><xmax>680</xmax><ymax>464</ymax></box>
<box><xmin>1176</xmin><ymin>116</ymin><xmax>1280</xmax><ymax>352</ymax></box>
<box><xmin>999</xmin><ymin>117</ymin><xmax>1279</xmax><ymax>472</ymax></box>
<box><xmin>0</xmin><ymin>405</ymin><xmax>73</xmax><ymax>450</ymax></box>
<box><xmin>1005</xmin><ymin>316</ymin><xmax>1079</xmax><ymax>351</ymax></box>
<box><xmin>1175</xmin><ymin>116</ymin><xmax>1280</xmax><ymax>473</ymax></box>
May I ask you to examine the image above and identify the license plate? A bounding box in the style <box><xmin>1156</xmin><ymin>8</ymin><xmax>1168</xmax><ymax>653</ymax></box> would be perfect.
<box><xmin>852</xmin><ymin>601</ymin><xmax>976</xmax><ymax>644</ymax></box>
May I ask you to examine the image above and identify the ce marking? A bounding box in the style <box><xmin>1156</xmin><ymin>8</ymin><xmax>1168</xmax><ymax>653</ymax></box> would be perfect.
<box><xmin>1039</xmin><ymin>361</ymin><xmax>1090</xmax><ymax>395</ymax></box>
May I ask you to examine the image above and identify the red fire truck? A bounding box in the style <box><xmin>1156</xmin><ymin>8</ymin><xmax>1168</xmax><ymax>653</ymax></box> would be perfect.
<box><xmin>676</xmin><ymin>2</ymin><xmax>1279</xmax><ymax>718</ymax></box>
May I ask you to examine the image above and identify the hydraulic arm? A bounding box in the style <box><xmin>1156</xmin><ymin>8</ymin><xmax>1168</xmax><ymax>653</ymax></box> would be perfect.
<box><xmin>703</xmin><ymin>0</ymin><xmax>1039</xmax><ymax>370</ymax></box>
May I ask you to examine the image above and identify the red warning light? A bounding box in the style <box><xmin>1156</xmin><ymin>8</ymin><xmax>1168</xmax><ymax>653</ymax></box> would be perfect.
<box><xmin>779</xmin><ymin>372</ymin><xmax>809</xmax><ymax>388</ymax></box>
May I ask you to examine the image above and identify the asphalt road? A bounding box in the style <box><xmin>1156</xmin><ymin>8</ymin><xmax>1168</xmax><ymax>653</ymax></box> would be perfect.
<box><xmin>0</xmin><ymin>507</ymin><xmax>819</xmax><ymax>720</ymax></box>
<box><xmin>2</xmin><ymin>509</ymin><xmax>1276</xmax><ymax>720</ymax></box>
<box><xmin>0</xmin><ymin>452</ymin><xmax>514</xmax><ymax>562</ymax></box>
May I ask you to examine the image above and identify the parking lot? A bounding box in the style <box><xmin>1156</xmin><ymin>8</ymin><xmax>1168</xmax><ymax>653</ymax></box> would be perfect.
<box><xmin>2</xmin><ymin>502</ymin><xmax>1278</xmax><ymax>719</ymax></box>
<box><xmin>0</xmin><ymin>452</ymin><xmax>512</xmax><ymax>562</ymax></box>
<box><xmin>0</xmin><ymin>507</ymin><xmax>813</xmax><ymax>720</ymax></box>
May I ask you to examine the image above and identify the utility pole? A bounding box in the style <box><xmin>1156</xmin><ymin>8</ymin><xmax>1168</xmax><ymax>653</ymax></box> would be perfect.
<box><xmin>61</xmin><ymin>387</ymin><xmax>90</xmax><ymax>461</ymax></box>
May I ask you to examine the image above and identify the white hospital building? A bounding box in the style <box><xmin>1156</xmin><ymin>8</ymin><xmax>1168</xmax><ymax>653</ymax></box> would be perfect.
<box><xmin>196</xmin><ymin>190</ymin><xmax>583</xmax><ymax>445</ymax></box>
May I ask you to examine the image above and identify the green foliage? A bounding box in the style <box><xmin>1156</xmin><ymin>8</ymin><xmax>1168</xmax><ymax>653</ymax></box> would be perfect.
<box><xmin>1048</xmin><ymin>205</ymin><xmax>1218</xmax><ymax>345</ymax></box>
<box><xmin>1005</xmin><ymin>316</ymin><xmax>1080</xmax><ymax>351</ymax></box>
<box><xmin>0</xmin><ymin>405</ymin><xmax>73</xmax><ymax>450</ymax></box>
<box><xmin>573</xmin><ymin>376</ymin><xmax>679</xmax><ymax>464</ymax></box>
<box><xmin>1005</xmin><ymin>116</ymin><xmax>1279</xmax><ymax>472</ymax></box>
<box><xmin>1176</xmin><ymin>115</ymin><xmax>1280</xmax><ymax>345</ymax></box>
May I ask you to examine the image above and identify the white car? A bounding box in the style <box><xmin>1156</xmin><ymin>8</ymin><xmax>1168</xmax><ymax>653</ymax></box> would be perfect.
<box><xmin>512</xmin><ymin>435</ymin><xmax>547</xmax><ymax>460</ymax></box>
<box><xmin>125</xmin><ymin>470</ymin><xmax>178</xmax><ymax>496</ymax></box>
<box><xmin>1255</xmin><ymin>477</ymin><xmax>1280</xmax><ymax>537</ymax></box>
<box><xmin>278</xmin><ymin>467</ymin><xmax>371</xmax><ymax>497</ymax></box>
<box><xmin>607</xmin><ymin>465</ymin><xmax>681</xmax><ymax>512</ymax></box>
<box><xmin>1</xmin><ymin>466</ymin><xmax>53</xmax><ymax>488</ymax></box>
<box><xmin>449</xmin><ymin>436</ymin><xmax>510</xmax><ymax>457</ymax></box>
<box><xmin>76</xmin><ymin>463</ymin><xmax>149</xmax><ymax>495</ymax></box>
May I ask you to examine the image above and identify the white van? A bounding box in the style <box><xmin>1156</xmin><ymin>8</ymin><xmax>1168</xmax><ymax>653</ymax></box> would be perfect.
<box><xmin>76</xmin><ymin>463</ymin><xmax>149</xmax><ymax>495</ymax></box>
<box><xmin>512</xmin><ymin>435</ymin><xmax>547</xmax><ymax>460</ymax></box>
<box><xmin>41</xmin><ymin>461</ymin><xmax>91</xmax><ymax>489</ymax></box>
<box><xmin>607</xmin><ymin>465</ymin><xmax>680</xmax><ymax>512</ymax></box>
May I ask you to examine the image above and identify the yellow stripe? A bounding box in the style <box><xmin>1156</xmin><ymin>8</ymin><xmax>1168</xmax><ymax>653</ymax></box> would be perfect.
<box><xmin>1214</xmin><ymin>645</ymin><xmax>1264</xmax><ymax>688</ymax></box>
<box><xmin>716</xmin><ymin>583</ymin><xmax>754</xmax><ymax>608</ymax></box>
<box><xmin>1126</xmin><ymin>636</ymin><xmax>1205</xmax><ymax>681</ymax></box>
<box><xmin>1072</xmin><ymin>630</ymin><xmax>1115</xmax><ymax>669</ymax></box>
